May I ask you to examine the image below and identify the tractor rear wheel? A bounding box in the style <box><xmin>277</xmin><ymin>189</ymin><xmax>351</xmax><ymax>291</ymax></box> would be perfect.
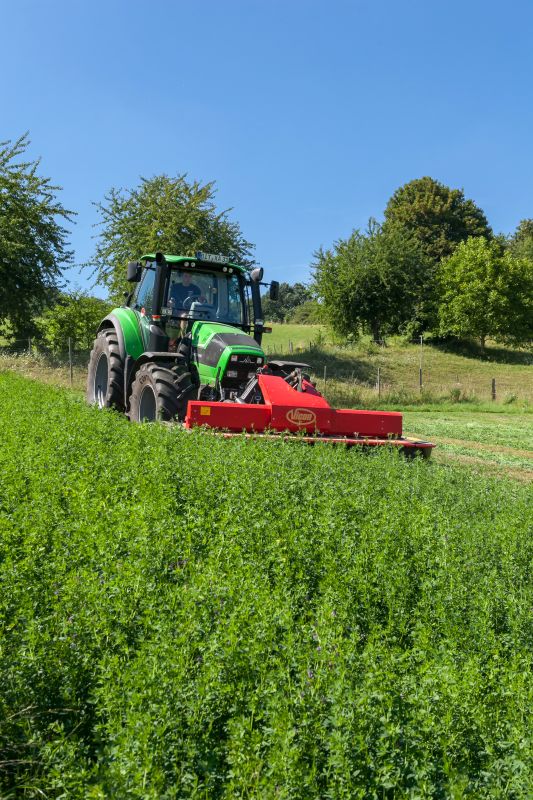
<box><xmin>128</xmin><ymin>363</ymin><xmax>196</xmax><ymax>423</ymax></box>
<box><xmin>87</xmin><ymin>329</ymin><xmax>124</xmax><ymax>410</ymax></box>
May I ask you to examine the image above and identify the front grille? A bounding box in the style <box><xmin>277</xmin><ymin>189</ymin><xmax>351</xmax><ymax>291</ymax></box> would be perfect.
<box><xmin>222</xmin><ymin>354</ymin><xmax>263</xmax><ymax>389</ymax></box>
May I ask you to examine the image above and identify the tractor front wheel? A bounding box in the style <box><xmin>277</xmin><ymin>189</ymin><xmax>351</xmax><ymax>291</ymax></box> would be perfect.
<box><xmin>128</xmin><ymin>363</ymin><xmax>196</xmax><ymax>423</ymax></box>
<box><xmin>87</xmin><ymin>329</ymin><xmax>124</xmax><ymax>410</ymax></box>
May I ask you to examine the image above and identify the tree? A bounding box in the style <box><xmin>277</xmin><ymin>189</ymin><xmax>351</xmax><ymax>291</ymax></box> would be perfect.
<box><xmin>35</xmin><ymin>291</ymin><xmax>112</xmax><ymax>351</ymax></box>
<box><xmin>497</xmin><ymin>254</ymin><xmax>533</xmax><ymax>346</ymax></box>
<box><xmin>89</xmin><ymin>174</ymin><xmax>254</xmax><ymax>300</ymax></box>
<box><xmin>313</xmin><ymin>220</ymin><xmax>429</xmax><ymax>342</ymax></box>
<box><xmin>508</xmin><ymin>218</ymin><xmax>533</xmax><ymax>261</ymax></box>
<box><xmin>261</xmin><ymin>282</ymin><xmax>313</xmax><ymax>322</ymax></box>
<box><xmin>0</xmin><ymin>134</ymin><xmax>74</xmax><ymax>335</ymax></box>
<box><xmin>289</xmin><ymin>301</ymin><xmax>323</xmax><ymax>324</ymax></box>
<box><xmin>384</xmin><ymin>176</ymin><xmax>492</xmax><ymax>264</ymax></box>
<box><xmin>438</xmin><ymin>237</ymin><xmax>533</xmax><ymax>349</ymax></box>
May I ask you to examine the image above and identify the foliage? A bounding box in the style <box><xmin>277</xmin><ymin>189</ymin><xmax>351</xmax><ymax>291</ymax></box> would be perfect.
<box><xmin>34</xmin><ymin>290</ymin><xmax>112</xmax><ymax>351</ymax></box>
<box><xmin>312</xmin><ymin>220</ymin><xmax>430</xmax><ymax>341</ymax></box>
<box><xmin>384</xmin><ymin>176</ymin><xmax>492</xmax><ymax>264</ymax></box>
<box><xmin>496</xmin><ymin>254</ymin><xmax>533</xmax><ymax>346</ymax></box>
<box><xmin>89</xmin><ymin>174</ymin><xmax>254</xmax><ymax>300</ymax></box>
<box><xmin>0</xmin><ymin>133</ymin><xmax>74</xmax><ymax>336</ymax></box>
<box><xmin>438</xmin><ymin>237</ymin><xmax>533</xmax><ymax>348</ymax></box>
<box><xmin>261</xmin><ymin>282</ymin><xmax>313</xmax><ymax>322</ymax></box>
<box><xmin>508</xmin><ymin>218</ymin><xmax>533</xmax><ymax>261</ymax></box>
<box><xmin>0</xmin><ymin>373</ymin><xmax>532</xmax><ymax>797</ymax></box>
<box><xmin>288</xmin><ymin>300</ymin><xmax>323</xmax><ymax>324</ymax></box>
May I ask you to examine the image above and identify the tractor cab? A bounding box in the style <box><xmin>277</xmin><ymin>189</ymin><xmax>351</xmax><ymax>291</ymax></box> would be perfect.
<box><xmin>134</xmin><ymin>254</ymin><xmax>246</xmax><ymax>327</ymax></box>
<box><xmin>128</xmin><ymin>252</ymin><xmax>270</xmax><ymax>348</ymax></box>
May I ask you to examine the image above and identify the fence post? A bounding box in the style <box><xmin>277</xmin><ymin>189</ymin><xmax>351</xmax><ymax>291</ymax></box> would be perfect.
<box><xmin>323</xmin><ymin>365</ymin><xmax>327</xmax><ymax>387</ymax></box>
<box><xmin>491</xmin><ymin>378</ymin><xmax>496</xmax><ymax>401</ymax></box>
<box><xmin>419</xmin><ymin>335</ymin><xmax>423</xmax><ymax>391</ymax></box>
<box><xmin>289</xmin><ymin>340</ymin><xmax>293</xmax><ymax>354</ymax></box>
<box><xmin>377</xmin><ymin>367</ymin><xmax>381</xmax><ymax>400</ymax></box>
<box><xmin>68</xmin><ymin>338</ymin><xmax>73</xmax><ymax>387</ymax></box>
<box><xmin>28</xmin><ymin>337</ymin><xmax>31</xmax><ymax>354</ymax></box>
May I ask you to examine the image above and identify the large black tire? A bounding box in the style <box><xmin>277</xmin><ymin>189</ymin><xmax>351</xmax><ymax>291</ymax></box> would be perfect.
<box><xmin>128</xmin><ymin>363</ymin><xmax>197</xmax><ymax>423</ymax></box>
<box><xmin>87</xmin><ymin>329</ymin><xmax>124</xmax><ymax>410</ymax></box>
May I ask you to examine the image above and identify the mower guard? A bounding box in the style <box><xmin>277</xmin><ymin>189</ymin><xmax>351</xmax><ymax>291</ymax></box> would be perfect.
<box><xmin>185</xmin><ymin>373</ymin><xmax>434</xmax><ymax>453</ymax></box>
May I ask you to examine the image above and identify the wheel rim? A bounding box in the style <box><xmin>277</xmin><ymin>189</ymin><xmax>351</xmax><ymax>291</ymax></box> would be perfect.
<box><xmin>139</xmin><ymin>385</ymin><xmax>157</xmax><ymax>421</ymax></box>
<box><xmin>94</xmin><ymin>353</ymin><xmax>108</xmax><ymax>408</ymax></box>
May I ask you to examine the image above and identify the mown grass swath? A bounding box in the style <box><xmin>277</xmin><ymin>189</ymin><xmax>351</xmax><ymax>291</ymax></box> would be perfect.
<box><xmin>0</xmin><ymin>372</ymin><xmax>531</xmax><ymax>798</ymax></box>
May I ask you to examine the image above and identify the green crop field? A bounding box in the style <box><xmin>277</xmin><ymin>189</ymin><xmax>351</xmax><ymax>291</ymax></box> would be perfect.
<box><xmin>1</xmin><ymin>372</ymin><xmax>532</xmax><ymax>798</ymax></box>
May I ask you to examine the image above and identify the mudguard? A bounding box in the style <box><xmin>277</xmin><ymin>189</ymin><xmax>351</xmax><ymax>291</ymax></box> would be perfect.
<box><xmin>98</xmin><ymin>309</ymin><xmax>144</xmax><ymax>361</ymax></box>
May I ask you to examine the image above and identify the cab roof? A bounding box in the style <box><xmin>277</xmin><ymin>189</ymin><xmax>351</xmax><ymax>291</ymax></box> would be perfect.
<box><xmin>140</xmin><ymin>253</ymin><xmax>248</xmax><ymax>274</ymax></box>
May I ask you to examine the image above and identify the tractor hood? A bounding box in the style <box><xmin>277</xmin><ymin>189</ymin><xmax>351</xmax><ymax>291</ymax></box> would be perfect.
<box><xmin>191</xmin><ymin>322</ymin><xmax>264</xmax><ymax>354</ymax></box>
<box><xmin>190</xmin><ymin>321</ymin><xmax>265</xmax><ymax>387</ymax></box>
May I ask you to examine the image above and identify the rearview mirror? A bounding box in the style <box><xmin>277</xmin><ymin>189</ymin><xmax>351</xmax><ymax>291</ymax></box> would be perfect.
<box><xmin>127</xmin><ymin>262</ymin><xmax>142</xmax><ymax>282</ymax></box>
<box><xmin>269</xmin><ymin>281</ymin><xmax>280</xmax><ymax>301</ymax></box>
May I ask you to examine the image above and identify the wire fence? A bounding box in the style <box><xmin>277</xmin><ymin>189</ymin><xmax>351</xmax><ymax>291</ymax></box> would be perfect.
<box><xmin>0</xmin><ymin>336</ymin><xmax>531</xmax><ymax>404</ymax></box>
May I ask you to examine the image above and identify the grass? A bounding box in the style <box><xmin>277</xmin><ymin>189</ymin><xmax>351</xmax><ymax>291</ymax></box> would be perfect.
<box><xmin>0</xmin><ymin>372</ymin><xmax>532</xmax><ymax>797</ymax></box>
<box><xmin>0</xmin><ymin>349</ymin><xmax>89</xmax><ymax>392</ymax></box>
<box><xmin>404</xmin><ymin>411</ymin><xmax>533</xmax><ymax>480</ymax></box>
<box><xmin>264</xmin><ymin>325</ymin><xmax>533</xmax><ymax>407</ymax></box>
<box><xmin>2</xmin><ymin>324</ymin><xmax>533</xmax><ymax>412</ymax></box>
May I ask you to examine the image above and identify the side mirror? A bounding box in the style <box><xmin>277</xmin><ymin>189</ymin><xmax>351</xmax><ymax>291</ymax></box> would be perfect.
<box><xmin>250</xmin><ymin>267</ymin><xmax>264</xmax><ymax>283</ymax></box>
<box><xmin>269</xmin><ymin>281</ymin><xmax>280</xmax><ymax>301</ymax></box>
<box><xmin>127</xmin><ymin>261</ymin><xmax>142</xmax><ymax>282</ymax></box>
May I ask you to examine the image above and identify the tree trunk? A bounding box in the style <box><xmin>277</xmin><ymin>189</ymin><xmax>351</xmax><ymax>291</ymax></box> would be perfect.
<box><xmin>479</xmin><ymin>335</ymin><xmax>486</xmax><ymax>352</ymax></box>
<box><xmin>371</xmin><ymin>320</ymin><xmax>381</xmax><ymax>344</ymax></box>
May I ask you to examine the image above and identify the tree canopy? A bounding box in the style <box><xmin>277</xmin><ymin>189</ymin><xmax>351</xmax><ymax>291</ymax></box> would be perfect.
<box><xmin>313</xmin><ymin>221</ymin><xmax>430</xmax><ymax>342</ymax></box>
<box><xmin>0</xmin><ymin>134</ymin><xmax>74</xmax><ymax>335</ymax></box>
<box><xmin>261</xmin><ymin>282</ymin><xmax>313</xmax><ymax>322</ymax></box>
<box><xmin>313</xmin><ymin>177</ymin><xmax>507</xmax><ymax>343</ymax></box>
<box><xmin>384</xmin><ymin>176</ymin><xmax>492</xmax><ymax>264</ymax></box>
<box><xmin>438</xmin><ymin>237</ymin><xmax>533</xmax><ymax>349</ymax></box>
<box><xmin>89</xmin><ymin>174</ymin><xmax>254</xmax><ymax>300</ymax></box>
<box><xmin>508</xmin><ymin>218</ymin><xmax>533</xmax><ymax>261</ymax></box>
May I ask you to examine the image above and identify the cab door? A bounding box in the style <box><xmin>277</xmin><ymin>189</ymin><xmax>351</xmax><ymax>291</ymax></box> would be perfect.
<box><xmin>130</xmin><ymin>264</ymin><xmax>156</xmax><ymax>349</ymax></box>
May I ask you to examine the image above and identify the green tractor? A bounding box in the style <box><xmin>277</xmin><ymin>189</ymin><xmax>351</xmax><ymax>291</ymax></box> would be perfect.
<box><xmin>87</xmin><ymin>252</ymin><xmax>279</xmax><ymax>422</ymax></box>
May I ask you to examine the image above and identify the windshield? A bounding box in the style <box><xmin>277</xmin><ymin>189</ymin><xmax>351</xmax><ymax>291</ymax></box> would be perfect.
<box><xmin>163</xmin><ymin>268</ymin><xmax>245</xmax><ymax>325</ymax></box>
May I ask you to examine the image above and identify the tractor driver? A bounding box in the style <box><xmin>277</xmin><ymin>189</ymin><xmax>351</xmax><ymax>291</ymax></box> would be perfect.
<box><xmin>169</xmin><ymin>271</ymin><xmax>203</xmax><ymax>309</ymax></box>
<box><xmin>168</xmin><ymin>271</ymin><xmax>205</xmax><ymax>350</ymax></box>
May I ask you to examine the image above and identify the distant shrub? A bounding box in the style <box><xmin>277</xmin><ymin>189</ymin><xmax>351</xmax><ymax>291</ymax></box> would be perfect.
<box><xmin>288</xmin><ymin>300</ymin><xmax>323</xmax><ymax>324</ymax></box>
<box><xmin>449</xmin><ymin>386</ymin><xmax>462</xmax><ymax>403</ymax></box>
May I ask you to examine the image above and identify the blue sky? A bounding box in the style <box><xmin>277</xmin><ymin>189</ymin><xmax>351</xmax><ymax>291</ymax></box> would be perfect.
<box><xmin>2</xmin><ymin>0</ymin><xmax>532</xmax><ymax>297</ymax></box>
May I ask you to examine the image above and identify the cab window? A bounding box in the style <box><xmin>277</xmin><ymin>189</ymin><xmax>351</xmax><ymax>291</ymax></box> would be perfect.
<box><xmin>166</xmin><ymin>269</ymin><xmax>244</xmax><ymax>324</ymax></box>
<box><xmin>133</xmin><ymin>266</ymin><xmax>156</xmax><ymax>314</ymax></box>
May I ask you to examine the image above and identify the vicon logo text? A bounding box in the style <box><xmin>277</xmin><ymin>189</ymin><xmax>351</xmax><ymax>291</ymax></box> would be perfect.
<box><xmin>285</xmin><ymin>408</ymin><xmax>317</xmax><ymax>426</ymax></box>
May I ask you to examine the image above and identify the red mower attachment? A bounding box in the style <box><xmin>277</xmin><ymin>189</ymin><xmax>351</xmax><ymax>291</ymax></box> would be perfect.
<box><xmin>185</xmin><ymin>370</ymin><xmax>434</xmax><ymax>456</ymax></box>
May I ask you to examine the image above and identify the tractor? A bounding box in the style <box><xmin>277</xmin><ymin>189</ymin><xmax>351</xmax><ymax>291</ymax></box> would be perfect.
<box><xmin>87</xmin><ymin>252</ymin><xmax>434</xmax><ymax>455</ymax></box>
